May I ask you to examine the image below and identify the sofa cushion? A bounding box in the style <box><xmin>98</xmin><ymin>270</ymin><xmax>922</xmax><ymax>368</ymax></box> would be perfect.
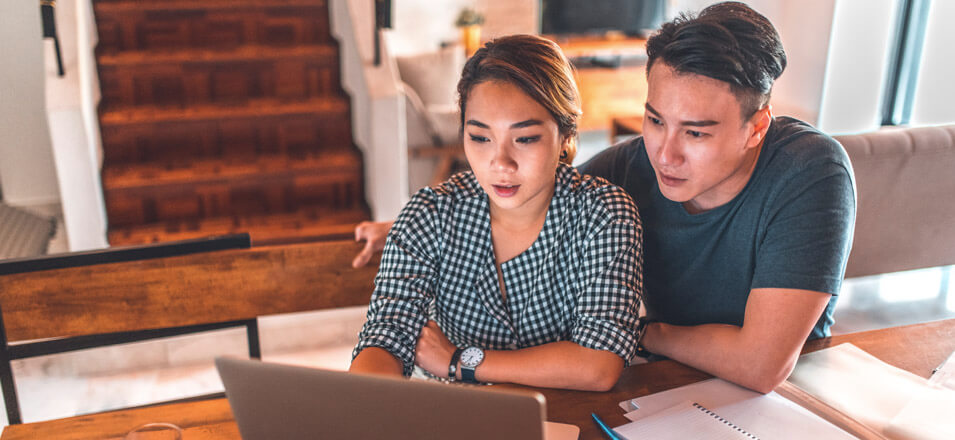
<box><xmin>837</xmin><ymin>124</ymin><xmax>955</xmax><ymax>278</ymax></box>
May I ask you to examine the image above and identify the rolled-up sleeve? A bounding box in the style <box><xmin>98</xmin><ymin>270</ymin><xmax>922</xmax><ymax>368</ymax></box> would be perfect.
<box><xmin>352</xmin><ymin>190</ymin><xmax>441</xmax><ymax>376</ymax></box>
<box><xmin>569</xmin><ymin>188</ymin><xmax>643</xmax><ymax>366</ymax></box>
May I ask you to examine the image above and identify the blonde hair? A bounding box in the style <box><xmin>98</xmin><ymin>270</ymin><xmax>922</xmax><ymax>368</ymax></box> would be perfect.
<box><xmin>457</xmin><ymin>34</ymin><xmax>582</xmax><ymax>164</ymax></box>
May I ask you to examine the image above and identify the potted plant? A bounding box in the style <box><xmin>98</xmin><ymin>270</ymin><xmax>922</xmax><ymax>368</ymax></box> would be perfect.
<box><xmin>455</xmin><ymin>8</ymin><xmax>485</xmax><ymax>55</ymax></box>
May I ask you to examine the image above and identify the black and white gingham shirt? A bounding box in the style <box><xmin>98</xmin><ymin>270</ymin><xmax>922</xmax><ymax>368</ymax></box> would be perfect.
<box><xmin>353</xmin><ymin>164</ymin><xmax>643</xmax><ymax>376</ymax></box>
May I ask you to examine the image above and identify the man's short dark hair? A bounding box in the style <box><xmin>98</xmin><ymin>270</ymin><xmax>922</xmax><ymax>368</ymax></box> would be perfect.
<box><xmin>646</xmin><ymin>1</ymin><xmax>787</xmax><ymax>118</ymax></box>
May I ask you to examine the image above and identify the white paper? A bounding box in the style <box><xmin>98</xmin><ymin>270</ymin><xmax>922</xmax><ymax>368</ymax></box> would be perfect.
<box><xmin>884</xmin><ymin>386</ymin><xmax>955</xmax><ymax>440</ymax></box>
<box><xmin>618</xmin><ymin>378</ymin><xmax>854</xmax><ymax>439</ymax></box>
<box><xmin>788</xmin><ymin>343</ymin><xmax>953</xmax><ymax>437</ymax></box>
<box><xmin>614</xmin><ymin>401</ymin><xmax>756</xmax><ymax>440</ymax></box>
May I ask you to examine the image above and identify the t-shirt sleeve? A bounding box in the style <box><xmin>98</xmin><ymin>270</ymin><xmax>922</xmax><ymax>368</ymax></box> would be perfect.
<box><xmin>568</xmin><ymin>187</ymin><xmax>643</xmax><ymax>366</ymax></box>
<box><xmin>751</xmin><ymin>157</ymin><xmax>856</xmax><ymax>295</ymax></box>
<box><xmin>351</xmin><ymin>189</ymin><xmax>441</xmax><ymax>376</ymax></box>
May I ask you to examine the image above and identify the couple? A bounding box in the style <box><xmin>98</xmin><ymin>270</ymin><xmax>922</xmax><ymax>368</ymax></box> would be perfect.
<box><xmin>350</xmin><ymin>2</ymin><xmax>856</xmax><ymax>394</ymax></box>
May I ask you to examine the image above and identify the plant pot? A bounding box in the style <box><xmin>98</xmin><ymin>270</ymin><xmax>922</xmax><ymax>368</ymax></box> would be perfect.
<box><xmin>461</xmin><ymin>25</ymin><xmax>482</xmax><ymax>56</ymax></box>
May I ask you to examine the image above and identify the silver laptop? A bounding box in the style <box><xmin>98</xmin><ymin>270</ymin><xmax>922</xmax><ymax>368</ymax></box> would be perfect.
<box><xmin>215</xmin><ymin>357</ymin><xmax>579</xmax><ymax>440</ymax></box>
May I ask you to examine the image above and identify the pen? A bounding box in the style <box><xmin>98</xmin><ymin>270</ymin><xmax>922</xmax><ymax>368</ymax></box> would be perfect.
<box><xmin>591</xmin><ymin>412</ymin><xmax>624</xmax><ymax>440</ymax></box>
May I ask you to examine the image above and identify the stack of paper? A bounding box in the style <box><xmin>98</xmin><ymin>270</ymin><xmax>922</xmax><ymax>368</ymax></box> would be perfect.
<box><xmin>615</xmin><ymin>377</ymin><xmax>854</xmax><ymax>439</ymax></box>
<box><xmin>788</xmin><ymin>344</ymin><xmax>955</xmax><ymax>440</ymax></box>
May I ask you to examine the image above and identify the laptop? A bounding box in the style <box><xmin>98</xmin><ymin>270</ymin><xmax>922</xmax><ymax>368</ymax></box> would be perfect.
<box><xmin>215</xmin><ymin>357</ymin><xmax>580</xmax><ymax>440</ymax></box>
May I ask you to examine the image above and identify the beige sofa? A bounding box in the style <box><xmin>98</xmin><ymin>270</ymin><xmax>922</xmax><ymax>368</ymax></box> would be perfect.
<box><xmin>837</xmin><ymin>124</ymin><xmax>955</xmax><ymax>278</ymax></box>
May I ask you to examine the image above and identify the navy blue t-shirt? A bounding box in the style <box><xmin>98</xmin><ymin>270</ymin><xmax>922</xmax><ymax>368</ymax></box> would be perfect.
<box><xmin>579</xmin><ymin>117</ymin><xmax>856</xmax><ymax>339</ymax></box>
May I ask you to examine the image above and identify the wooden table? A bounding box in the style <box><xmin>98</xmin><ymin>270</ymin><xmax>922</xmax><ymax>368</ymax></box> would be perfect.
<box><xmin>4</xmin><ymin>319</ymin><xmax>954</xmax><ymax>439</ymax></box>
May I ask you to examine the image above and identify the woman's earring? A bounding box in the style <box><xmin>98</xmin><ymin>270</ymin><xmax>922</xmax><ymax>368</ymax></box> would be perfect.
<box><xmin>560</xmin><ymin>149</ymin><xmax>568</xmax><ymax>160</ymax></box>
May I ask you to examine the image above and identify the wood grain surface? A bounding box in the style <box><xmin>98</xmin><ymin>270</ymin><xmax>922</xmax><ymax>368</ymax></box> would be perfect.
<box><xmin>0</xmin><ymin>240</ymin><xmax>379</xmax><ymax>342</ymax></box>
<box><xmin>4</xmin><ymin>319</ymin><xmax>952</xmax><ymax>439</ymax></box>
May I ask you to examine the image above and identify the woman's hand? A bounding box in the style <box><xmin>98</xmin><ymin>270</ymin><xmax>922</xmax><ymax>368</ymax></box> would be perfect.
<box><xmin>352</xmin><ymin>221</ymin><xmax>394</xmax><ymax>268</ymax></box>
<box><xmin>415</xmin><ymin>320</ymin><xmax>457</xmax><ymax>379</ymax></box>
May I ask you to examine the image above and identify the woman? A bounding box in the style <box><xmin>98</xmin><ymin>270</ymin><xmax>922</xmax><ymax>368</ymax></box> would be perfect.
<box><xmin>349</xmin><ymin>35</ymin><xmax>642</xmax><ymax>391</ymax></box>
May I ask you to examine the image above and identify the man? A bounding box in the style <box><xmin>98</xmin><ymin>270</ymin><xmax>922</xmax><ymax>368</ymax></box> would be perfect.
<box><xmin>352</xmin><ymin>2</ymin><xmax>855</xmax><ymax>394</ymax></box>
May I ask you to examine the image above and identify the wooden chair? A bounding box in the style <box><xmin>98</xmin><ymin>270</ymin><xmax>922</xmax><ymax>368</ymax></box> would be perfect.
<box><xmin>0</xmin><ymin>235</ymin><xmax>379</xmax><ymax>424</ymax></box>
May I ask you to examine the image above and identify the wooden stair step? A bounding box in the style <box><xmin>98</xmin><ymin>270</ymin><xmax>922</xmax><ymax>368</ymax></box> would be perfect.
<box><xmin>97</xmin><ymin>44</ymin><xmax>337</xmax><ymax>67</ymax></box>
<box><xmin>103</xmin><ymin>152</ymin><xmax>360</xmax><ymax>190</ymax></box>
<box><xmin>100</xmin><ymin>97</ymin><xmax>347</xmax><ymax>126</ymax></box>
<box><xmin>100</xmin><ymin>98</ymin><xmax>352</xmax><ymax>163</ymax></box>
<box><xmin>98</xmin><ymin>45</ymin><xmax>343</xmax><ymax>109</ymax></box>
<box><xmin>107</xmin><ymin>206</ymin><xmax>369</xmax><ymax>247</ymax></box>
<box><xmin>95</xmin><ymin>0</ymin><xmax>333</xmax><ymax>53</ymax></box>
<box><xmin>103</xmin><ymin>153</ymin><xmax>365</xmax><ymax>226</ymax></box>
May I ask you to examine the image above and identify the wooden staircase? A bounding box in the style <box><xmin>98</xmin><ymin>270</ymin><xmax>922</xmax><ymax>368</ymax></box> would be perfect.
<box><xmin>93</xmin><ymin>0</ymin><xmax>369</xmax><ymax>246</ymax></box>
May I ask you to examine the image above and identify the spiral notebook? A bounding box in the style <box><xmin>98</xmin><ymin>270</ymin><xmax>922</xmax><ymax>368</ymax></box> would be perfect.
<box><xmin>616</xmin><ymin>377</ymin><xmax>855</xmax><ymax>439</ymax></box>
<box><xmin>613</xmin><ymin>400</ymin><xmax>757</xmax><ymax>439</ymax></box>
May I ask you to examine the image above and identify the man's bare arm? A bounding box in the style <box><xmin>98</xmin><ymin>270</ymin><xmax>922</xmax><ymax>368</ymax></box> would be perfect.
<box><xmin>641</xmin><ymin>288</ymin><xmax>830</xmax><ymax>393</ymax></box>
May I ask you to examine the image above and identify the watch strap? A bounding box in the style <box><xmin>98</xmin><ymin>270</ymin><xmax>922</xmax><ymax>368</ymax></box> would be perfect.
<box><xmin>449</xmin><ymin>348</ymin><xmax>463</xmax><ymax>381</ymax></box>
<box><xmin>461</xmin><ymin>365</ymin><xmax>478</xmax><ymax>383</ymax></box>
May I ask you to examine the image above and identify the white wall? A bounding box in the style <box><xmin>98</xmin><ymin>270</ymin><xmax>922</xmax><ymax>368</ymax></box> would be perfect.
<box><xmin>0</xmin><ymin>1</ymin><xmax>61</xmax><ymax>206</ymax></box>
<box><xmin>387</xmin><ymin>0</ymin><xmax>538</xmax><ymax>56</ymax></box>
<box><xmin>769</xmin><ymin>1</ymin><xmax>836</xmax><ymax>125</ymax></box>
<box><xmin>668</xmin><ymin>0</ymin><xmax>836</xmax><ymax>125</ymax></box>
<box><xmin>817</xmin><ymin>0</ymin><xmax>900</xmax><ymax>135</ymax></box>
<box><xmin>909</xmin><ymin>0</ymin><xmax>955</xmax><ymax>126</ymax></box>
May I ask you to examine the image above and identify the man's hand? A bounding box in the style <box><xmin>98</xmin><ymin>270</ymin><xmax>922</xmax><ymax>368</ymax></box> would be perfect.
<box><xmin>415</xmin><ymin>320</ymin><xmax>457</xmax><ymax>379</ymax></box>
<box><xmin>352</xmin><ymin>221</ymin><xmax>394</xmax><ymax>268</ymax></box>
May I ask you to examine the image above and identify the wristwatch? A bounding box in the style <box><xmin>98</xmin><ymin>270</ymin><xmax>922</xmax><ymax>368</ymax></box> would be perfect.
<box><xmin>459</xmin><ymin>346</ymin><xmax>485</xmax><ymax>383</ymax></box>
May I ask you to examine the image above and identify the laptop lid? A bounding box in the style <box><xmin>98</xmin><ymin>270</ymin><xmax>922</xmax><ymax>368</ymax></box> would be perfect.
<box><xmin>215</xmin><ymin>357</ymin><xmax>565</xmax><ymax>440</ymax></box>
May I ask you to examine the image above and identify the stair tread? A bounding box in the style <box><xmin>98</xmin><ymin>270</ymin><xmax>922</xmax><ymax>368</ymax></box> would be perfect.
<box><xmin>95</xmin><ymin>0</ymin><xmax>328</xmax><ymax>13</ymax></box>
<box><xmin>107</xmin><ymin>207</ymin><xmax>368</xmax><ymax>247</ymax></box>
<box><xmin>97</xmin><ymin>44</ymin><xmax>337</xmax><ymax>66</ymax></box>
<box><xmin>103</xmin><ymin>152</ymin><xmax>361</xmax><ymax>190</ymax></box>
<box><xmin>100</xmin><ymin>97</ymin><xmax>348</xmax><ymax>125</ymax></box>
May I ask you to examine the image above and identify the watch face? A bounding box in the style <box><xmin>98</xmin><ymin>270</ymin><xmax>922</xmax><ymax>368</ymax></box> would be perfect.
<box><xmin>460</xmin><ymin>347</ymin><xmax>484</xmax><ymax>367</ymax></box>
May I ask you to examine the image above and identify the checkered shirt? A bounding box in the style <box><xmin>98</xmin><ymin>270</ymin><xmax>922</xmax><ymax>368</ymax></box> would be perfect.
<box><xmin>353</xmin><ymin>163</ymin><xmax>643</xmax><ymax>376</ymax></box>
